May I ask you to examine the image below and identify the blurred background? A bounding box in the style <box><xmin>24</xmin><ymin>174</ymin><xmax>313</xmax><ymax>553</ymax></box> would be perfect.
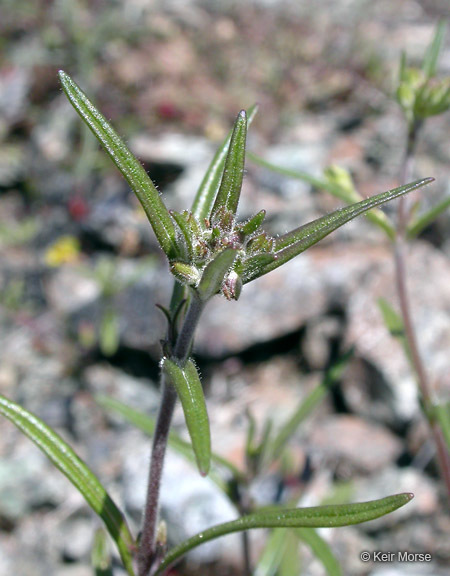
<box><xmin>0</xmin><ymin>1</ymin><xmax>449</xmax><ymax>575</ymax></box>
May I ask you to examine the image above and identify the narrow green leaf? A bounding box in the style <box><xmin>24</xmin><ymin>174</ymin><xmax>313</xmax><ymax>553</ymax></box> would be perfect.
<box><xmin>155</xmin><ymin>494</ymin><xmax>413</xmax><ymax>574</ymax></box>
<box><xmin>58</xmin><ymin>70</ymin><xmax>178</xmax><ymax>260</ymax></box>
<box><xmin>197</xmin><ymin>248</ymin><xmax>238</xmax><ymax>301</ymax></box>
<box><xmin>245</xmin><ymin>232</ymin><xmax>275</xmax><ymax>254</ymax></box>
<box><xmin>248</xmin><ymin>153</ymin><xmax>396</xmax><ymax>240</ymax></box>
<box><xmin>248</xmin><ymin>151</ymin><xmax>329</xmax><ymax>191</ymax></box>
<box><xmin>241</xmin><ymin>253</ymin><xmax>277</xmax><ymax>283</ymax></box>
<box><xmin>377</xmin><ymin>298</ymin><xmax>404</xmax><ymax>337</ymax></box>
<box><xmin>274</xmin><ymin>178</ymin><xmax>433</xmax><ymax>252</ymax></box>
<box><xmin>239</xmin><ymin>210</ymin><xmax>266</xmax><ymax>236</ymax></box>
<box><xmin>279</xmin><ymin>529</ymin><xmax>301</xmax><ymax>576</ymax></box>
<box><xmin>170</xmin><ymin>210</ymin><xmax>195</xmax><ymax>260</ymax></box>
<box><xmin>297</xmin><ymin>528</ymin><xmax>341</xmax><ymax>576</ymax></box>
<box><xmin>407</xmin><ymin>195</ymin><xmax>450</xmax><ymax>237</ymax></box>
<box><xmin>99</xmin><ymin>309</ymin><xmax>120</xmax><ymax>357</ymax></box>
<box><xmin>377</xmin><ymin>298</ymin><xmax>412</xmax><ymax>366</ymax></box>
<box><xmin>0</xmin><ymin>394</ymin><xmax>135</xmax><ymax>575</ymax></box>
<box><xmin>247</xmin><ymin>178</ymin><xmax>433</xmax><ymax>282</ymax></box>
<box><xmin>92</xmin><ymin>528</ymin><xmax>114</xmax><ymax>576</ymax></box>
<box><xmin>162</xmin><ymin>357</ymin><xmax>211</xmax><ymax>476</ymax></box>
<box><xmin>422</xmin><ymin>21</ymin><xmax>446</xmax><ymax>79</ymax></box>
<box><xmin>414</xmin><ymin>80</ymin><xmax>450</xmax><ymax>118</ymax></box>
<box><xmin>169</xmin><ymin>277</ymin><xmax>188</xmax><ymax>315</ymax></box>
<box><xmin>211</xmin><ymin>110</ymin><xmax>247</xmax><ymax>218</ymax></box>
<box><xmin>254</xmin><ymin>528</ymin><xmax>289</xmax><ymax>576</ymax></box>
<box><xmin>96</xmin><ymin>395</ymin><xmax>245</xmax><ymax>484</ymax></box>
<box><xmin>192</xmin><ymin>105</ymin><xmax>258</xmax><ymax>221</ymax></box>
<box><xmin>245</xmin><ymin>408</ymin><xmax>257</xmax><ymax>459</ymax></box>
<box><xmin>269</xmin><ymin>352</ymin><xmax>351</xmax><ymax>461</ymax></box>
<box><xmin>434</xmin><ymin>402</ymin><xmax>450</xmax><ymax>453</ymax></box>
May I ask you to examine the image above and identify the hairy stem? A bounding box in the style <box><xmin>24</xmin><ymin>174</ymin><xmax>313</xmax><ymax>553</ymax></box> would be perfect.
<box><xmin>395</xmin><ymin>122</ymin><xmax>450</xmax><ymax>500</ymax></box>
<box><xmin>138</xmin><ymin>294</ymin><xmax>205</xmax><ymax>576</ymax></box>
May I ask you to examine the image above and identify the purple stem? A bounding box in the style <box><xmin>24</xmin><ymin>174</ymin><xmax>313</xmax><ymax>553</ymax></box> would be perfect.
<box><xmin>395</xmin><ymin>121</ymin><xmax>450</xmax><ymax>500</ymax></box>
<box><xmin>137</xmin><ymin>295</ymin><xmax>204</xmax><ymax>576</ymax></box>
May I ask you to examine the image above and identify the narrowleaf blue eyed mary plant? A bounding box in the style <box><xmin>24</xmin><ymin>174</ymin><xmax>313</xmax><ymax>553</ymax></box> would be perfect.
<box><xmin>0</xmin><ymin>70</ymin><xmax>433</xmax><ymax>576</ymax></box>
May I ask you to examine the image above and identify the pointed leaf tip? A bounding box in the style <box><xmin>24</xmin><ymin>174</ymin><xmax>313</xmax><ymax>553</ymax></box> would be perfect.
<box><xmin>251</xmin><ymin>177</ymin><xmax>434</xmax><ymax>280</ymax></box>
<box><xmin>211</xmin><ymin>110</ymin><xmax>248</xmax><ymax>218</ymax></box>
<box><xmin>191</xmin><ymin>104</ymin><xmax>257</xmax><ymax>221</ymax></box>
<box><xmin>58</xmin><ymin>70</ymin><xmax>178</xmax><ymax>260</ymax></box>
<box><xmin>155</xmin><ymin>492</ymin><xmax>413</xmax><ymax>574</ymax></box>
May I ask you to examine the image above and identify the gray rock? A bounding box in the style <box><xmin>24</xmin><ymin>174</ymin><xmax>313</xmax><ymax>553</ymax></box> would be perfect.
<box><xmin>0</xmin><ymin>67</ymin><xmax>30</xmax><ymax>123</ymax></box>
<box><xmin>122</xmin><ymin>439</ymin><xmax>240</xmax><ymax>564</ymax></box>
<box><xmin>57</xmin><ymin>517</ymin><xmax>96</xmax><ymax>562</ymax></box>
<box><xmin>196</xmin><ymin>243</ymin><xmax>388</xmax><ymax>357</ymax></box>
<box><xmin>309</xmin><ymin>415</ymin><xmax>403</xmax><ymax>474</ymax></box>
<box><xmin>46</xmin><ymin>267</ymin><xmax>100</xmax><ymax>315</ymax></box>
<box><xmin>84</xmin><ymin>364</ymin><xmax>160</xmax><ymax>415</ymax></box>
<box><xmin>0</xmin><ymin>451</ymin><xmax>67</xmax><ymax>523</ymax></box>
<box><xmin>354</xmin><ymin>467</ymin><xmax>439</xmax><ymax>527</ymax></box>
<box><xmin>346</xmin><ymin>241</ymin><xmax>450</xmax><ymax>420</ymax></box>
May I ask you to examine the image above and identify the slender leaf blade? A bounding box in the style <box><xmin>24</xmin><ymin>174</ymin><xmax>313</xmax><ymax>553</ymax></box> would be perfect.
<box><xmin>192</xmin><ymin>105</ymin><xmax>257</xmax><ymax>221</ymax></box>
<box><xmin>0</xmin><ymin>394</ymin><xmax>135</xmax><ymax>575</ymax></box>
<box><xmin>239</xmin><ymin>209</ymin><xmax>266</xmax><ymax>235</ymax></box>
<box><xmin>296</xmin><ymin>528</ymin><xmax>342</xmax><ymax>576</ymax></box>
<box><xmin>211</xmin><ymin>110</ymin><xmax>247</xmax><ymax>217</ymax></box>
<box><xmin>248</xmin><ymin>153</ymin><xmax>397</xmax><ymax>239</ymax></box>
<box><xmin>170</xmin><ymin>210</ymin><xmax>195</xmax><ymax>259</ymax></box>
<box><xmin>92</xmin><ymin>528</ymin><xmax>114</xmax><ymax>576</ymax></box>
<box><xmin>246</xmin><ymin>178</ymin><xmax>433</xmax><ymax>282</ymax></box>
<box><xmin>197</xmin><ymin>248</ymin><xmax>238</xmax><ymax>301</ymax></box>
<box><xmin>155</xmin><ymin>493</ymin><xmax>413</xmax><ymax>574</ymax></box>
<box><xmin>434</xmin><ymin>402</ymin><xmax>450</xmax><ymax>453</ymax></box>
<box><xmin>422</xmin><ymin>20</ymin><xmax>446</xmax><ymax>79</ymax></box>
<box><xmin>377</xmin><ymin>298</ymin><xmax>413</xmax><ymax>367</ymax></box>
<box><xmin>279</xmin><ymin>529</ymin><xmax>301</xmax><ymax>576</ymax></box>
<box><xmin>163</xmin><ymin>358</ymin><xmax>211</xmax><ymax>476</ymax></box>
<box><xmin>269</xmin><ymin>351</ymin><xmax>351</xmax><ymax>460</ymax></box>
<box><xmin>254</xmin><ymin>528</ymin><xmax>289</xmax><ymax>576</ymax></box>
<box><xmin>407</xmin><ymin>195</ymin><xmax>450</xmax><ymax>238</ymax></box>
<box><xmin>58</xmin><ymin>70</ymin><xmax>178</xmax><ymax>260</ymax></box>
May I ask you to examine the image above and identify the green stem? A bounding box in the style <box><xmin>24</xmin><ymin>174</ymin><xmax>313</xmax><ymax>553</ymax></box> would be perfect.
<box><xmin>137</xmin><ymin>294</ymin><xmax>205</xmax><ymax>576</ymax></box>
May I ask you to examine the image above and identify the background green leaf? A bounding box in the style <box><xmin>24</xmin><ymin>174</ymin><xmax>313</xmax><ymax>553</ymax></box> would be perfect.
<box><xmin>296</xmin><ymin>528</ymin><xmax>342</xmax><ymax>576</ymax></box>
<box><xmin>248</xmin><ymin>154</ymin><xmax>395</xmax><ymax>239</ymax></box>
<box><xmin>254</xmin><ymin>528</ymin><xmax>290</xmax><ymax>576</ymax></box>
<box><xmin>96</xmin><ymin>395</ymin><xmax>245</xmax><ymax>485</ymax></box>
<box><xmin>92</xmin><ymin>528</ymin><xmax>114</xmax><ymax>576</ymax></box>
<box><xmin>434</xmin><ymin>402</ymin><xmax>450</xmax><ymax>453</ymax></box>
<box><xmin>407</xmin><ymin>195</ymin><xmax>450</xmax><ymax>238</ymax></box>
<box><xmin>377</xmin><ymin>298</ymin><xmax>412</xmax><ymax>366</ymax></box>
<box><xmin>269</xmin><ymin>351</ymin><xmax>352</xmax><ymax>461</ymax></box>
<box><xmin>422</xmin><ymin>20</ymin><xmax>446</xmax><ymax>79</ymax></box>
<box><xmin>0</xmin><ymin>394</ymin><xmax>136</xmax><ymax>575</ymax></box>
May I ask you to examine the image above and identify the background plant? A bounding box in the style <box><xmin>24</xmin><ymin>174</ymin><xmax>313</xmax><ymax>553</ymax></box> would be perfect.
<box><xmin>251</xmin><ymin>22</ymin><xmax>450</xmax><ymax>502</ymax></box>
